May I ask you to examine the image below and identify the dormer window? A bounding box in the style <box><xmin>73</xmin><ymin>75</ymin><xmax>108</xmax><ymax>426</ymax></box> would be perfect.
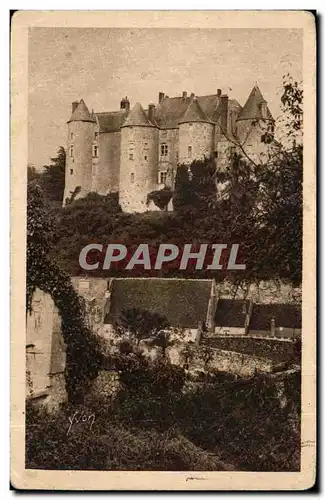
<box><xmin>160</xmin><ymin>143</ymin><xmax>168</xmax><ymax>157</ymax></box>
<box><xmin>69</xmin><ymin>145</ymin><xmax>74</xmax><ymax>157</ymax></box>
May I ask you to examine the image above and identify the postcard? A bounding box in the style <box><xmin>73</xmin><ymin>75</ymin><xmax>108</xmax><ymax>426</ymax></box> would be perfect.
<box><xmin>11</xmin><ymin>10</ymin><xmax>316</xmax><ymax>490</ymax></box>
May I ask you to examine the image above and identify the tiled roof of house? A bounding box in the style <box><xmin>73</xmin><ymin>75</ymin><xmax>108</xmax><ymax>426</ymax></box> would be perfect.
<box><xmin>121</xmin><ymin>102</ymin><xmax>155</xmax><ymax>128</ymax></box>
<box><xmin>237</xmin><ymin>85</ymin><xmax>273</xmax><ymax>121</ymax></box>
<box><xmin>104</xmin><ymin>278</ymin><xmax>213</xmax><ymax>328</ymax></box>
<box><xmin>250</xmin><ymin>304</ymin><xmax>301</xmax><ymax>330</ymax></box>
<box><xmin>214</xmin><ymin>298</ymin><xmax>250</xmax><ymax>328</ymax></box>
<box><xmin>178</xmin><ymin>98</ymin><xmax>210</xmax><ymax>124</ymax></box>
<box><xmin>68</xmin><ymin>99</ymin><xmax>96</xmax><ymax>123</ymax></box>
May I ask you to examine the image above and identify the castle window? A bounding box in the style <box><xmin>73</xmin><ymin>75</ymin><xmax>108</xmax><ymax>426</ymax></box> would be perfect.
<box><xmin>69</xmin><ymin>145</ymin><xmax>74</xmax><ymax>157</ymax></box>
<box><xmin>159</xmin><ymin>171</ymin><xmax>167</xmax><ymax>185</ymax></box>
<box><xmin>160</xmin><ymin>143</ymin><xmax>168</xmax><ymax>157</ymax></box>
<box><xmin>92</xmin><ymin>145</ymin><xmax>99</xmax><ymax>158</ymax></box>
<box><xmin>94</xmin><ymin>132</ymin><xmax>99</xmax><ymax>140</ymax></box>
<box><xmin>129</xmin><ymin>153</ymin><xmax>134</xmax><ymax>160</ymax></box>
<box><xmin>130</xmin><ymin>173</ymin><xmax>135</xmax><ymax>183</ymax></box>
<box><xmin>70</xmin><ymin>169</ymin><xmax>73</xmax><ymax>175</ymax></box>
<box><xmin>188</xmin><ymin>145</ymin><xmax>192</xmax><ymax>158</ymax></box>
<box><xmin>70</xmin><ymin>132</ymin><xmax>74</xmax><ymax>140</ymax></box>
<box><xmin>144</xmin><ymin>155</ymin><xmax>148</xmax><ymax>161</ymax></box>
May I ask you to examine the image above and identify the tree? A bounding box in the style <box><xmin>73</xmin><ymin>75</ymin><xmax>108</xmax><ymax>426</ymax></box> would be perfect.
<box><xmin>114</xmin><ymin>308</ymin><xmax>169</xmax><ymax>346</ymax></box>
<box><xmin>146</xmin><ymin>187</ymin><xmax>173</xmax><ymax>211</ymax></box>
<box><xmin>27</xmin><ymin>164</ymin><xmax>41</xmax><ymax>184</ymax></box>
<box><xmin>150</xmin><ymin>330</ymin><xmax>173</xmax><ymax>359</ymax></box>
<box><xmin>41</xmin><ymin>146</ymin><xmax>66</xmax><ymax>202</ymax></box>
<box><xmin>173</xmin><ymin>155</ymin><xmax>217</xmax><ymax>214</ymax></box>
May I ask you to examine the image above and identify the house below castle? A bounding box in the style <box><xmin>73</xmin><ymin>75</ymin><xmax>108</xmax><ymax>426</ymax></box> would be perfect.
<box><xmin>64</xmin><ymin>86</ymin><xmax>275</xmax><ymax>212</ymax></box>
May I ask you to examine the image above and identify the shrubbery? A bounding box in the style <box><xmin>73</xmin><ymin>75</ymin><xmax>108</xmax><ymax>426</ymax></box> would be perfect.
<box><xmin>26</xmin><ymin>365</ymin><xmax>300</xmax><ymax>471</ymax></box>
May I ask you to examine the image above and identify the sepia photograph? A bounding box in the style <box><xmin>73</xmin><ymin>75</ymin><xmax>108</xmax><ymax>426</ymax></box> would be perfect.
<box><xmin>11</xmin><ymin>10</ymin><xmax>316</xmax><ymax>491</ymax></box>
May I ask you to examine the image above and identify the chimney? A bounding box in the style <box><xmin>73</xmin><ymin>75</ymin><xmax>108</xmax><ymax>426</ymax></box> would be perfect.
<box><xmin>120</xmin><ymin>96</ymin><xmax>130</xmax><ymax>112</ymax></box>
<box><xmin>72</xmin><ymin>101</ymin><xmax>79</xmax><ymax>113</ymax></box>
<box><xmin>219</xmin><ymin>94</ymin><xmax>229</xmax><ymax>134</ymax></box>
<box><xmin>159</xmin><ymin>92</ymin><xmax>165</xmax><ymax>103</ymax></box>
<box><xmin>217</xmin><ymin>89</ymin><xmax>222</xmax><ymax>97</ymax></box>
<box><xmin>148</xmin><ymin>103</ymin><xmax>155</xmax><ymax>123</ymax></box>
<box><xmin>182</xmin><ymin>91</ymin><xmax>187</xmax><ymax>99</ymax></box>
<box><xmin>259</xmin><ymin>100</ymin><xmax>268</xmax><ymax>119</ymax></box>
<box><xmin>190</xmin><ymin>92</ymin><xmax>195</xmax><ymax>100</ymax></box>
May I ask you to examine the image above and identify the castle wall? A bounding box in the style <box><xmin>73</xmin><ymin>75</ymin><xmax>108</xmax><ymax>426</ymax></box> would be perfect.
<box><xmin>119</xmin><ymin>126</ymin><xmax>159</xmax><ymax>212</ymax></box>
<box><xmin>158</xmin><ymin>128</ymin><xmax>179</xmax><ymax>188</ymax></box>
<box><xmin>92</xmin><ymin>132</ymin><xmax>121</xmax><ymax>194</ymax></box>
<box><xmin>26</xmin><ymin>288</ymin><xmax>67</xmax><ymax>410</ymax></box>
<box><xmin>64</xmin><ymin>120</ymin><xmax>95</xmax><ymax>204</ymax></box>
<box><xmin>178</xmin><ymin>122</ymin><xmax>214</xmax><ymax>165</ymax></box>
<box><xmin>235</xmin><ymin>119</ymin><xmax>273</xmax><ymax>165</ymax></box>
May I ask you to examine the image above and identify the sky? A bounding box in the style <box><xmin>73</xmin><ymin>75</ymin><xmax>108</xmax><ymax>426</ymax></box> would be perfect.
<box><xmin>28</xmin><ymin>27</ymin><xmax>303</xmax><ymax>169</ymax></box>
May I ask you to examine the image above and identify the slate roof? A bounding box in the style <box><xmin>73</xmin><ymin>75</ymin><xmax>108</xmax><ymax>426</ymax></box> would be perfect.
<box><xmin>104</xmin><ymin>278</ymin><xmax>213</xmax><ymax>328</ymax></box>
<box><xmin>250</xmin><ymin>304</ymin><xmax>302</xmax><ymax>330</ymax></box>
<box><xmin>178</xmin><ymin>98</ymin><xmax>211</xmax><ymax>124</ymax></box>
<box><xmin>214</xmin><ymin>299</ymin><xmax>250</xmax><ymax>328</ymax></box>
<box><xmin>237</xmin><ymin>85</ymin><xmax>273</xmax><ymax>121</ymax></box>
<box><xmin>96</xmin><ymin>111</ymin><xmax>127</xmax><ymax>133</ymax></box>
<box><xmin>154</xmin><ymin>95</ymin><xmax>241</xmax><ymax>129</ymax></box>
<box><xmin>68</xmin><ymin>99</ymin><xmax>95</xmax><ymax>123</ymax></box>
<box><xmin>85</xmin><ymin>87</ymin><xmax>272</xmax><ymax>133</ymax></box>
<box><xmin>121</xmin><ymin>102</ymin><xmax>155</xmax><ymax>128</ymax></box>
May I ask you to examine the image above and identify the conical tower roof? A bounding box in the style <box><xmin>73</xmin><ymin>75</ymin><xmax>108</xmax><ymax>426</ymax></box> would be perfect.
<box><xmin>121</xmin><ymin>102</ymin><xmax>155</xmax><ymax>127</ymax></box>
<box><xmin>179</xmin><ymin>98</ymin><xmax>210</xmax><ymax>124</ymax></box>
<box><xmin>237</xmin><ymin>85</ymin><xmax>273</xmax><ymax>121</ymax></box>
<box><xmin>68</xmin><ymin>99</ymin><xmax>95</xmax><ymax>123</ymax></box>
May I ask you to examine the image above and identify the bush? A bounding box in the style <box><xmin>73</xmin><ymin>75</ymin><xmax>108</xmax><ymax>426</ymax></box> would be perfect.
<box><xmin>25</xmin><ymin>401</ymin><xmax>232</xmax><ymax>471</ymax></box>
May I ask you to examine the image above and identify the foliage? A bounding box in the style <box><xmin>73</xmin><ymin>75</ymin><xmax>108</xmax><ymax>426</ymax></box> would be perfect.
<box><xmin>25</xmin><ymin>401</ymin><xmax>232</xmax><ymax>471</ymax></box>
<box><xmin>173</xmin><ymin>155</ymin><xmax>217</xmax><ymax>214</ymax></box>
<box><xmin>41</xmin><ymin>146</ymin><xmax>66</xmax><ymax>202</ymax></box>
<box><xmin>114</xmin><ymin>350</ymin><xmax>185</xmax><ymax>396</ymax></box>
<box><xmin>280</xmin><ymin>73</ymin><xmax>303</xmax><ymax>137</ymax></box>
<box><xmin>27</xmin><ymin>181</ymin><xmax>102</xmax><ymax>402</ymax></box>
<box><xmin>146</xmin><ymin>187</ymin><xmax>173</xmax><ymax>211</ymax></box>
<box><xmin>27</xmin><ymin>164</ymin><xmax>42</xmax><ymax>183</ymax></box>
<box><xmin>114</xmin><ymin>308</ymin><xmax>169</xmax><ymax>346</ymax></box>
<box><xmin>112</xmin><ymin>368</ymin><xmax>300</xmax><ymax>471</ymax></box>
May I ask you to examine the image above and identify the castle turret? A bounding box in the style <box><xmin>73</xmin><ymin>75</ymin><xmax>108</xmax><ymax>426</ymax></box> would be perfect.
<box><xmin>63</xmin><ymin>99</ymin><xmax>96</xmax><ymax>205</ymax></box>
<box><xmin>119</xmin><ymin>102</ymin><xmax>158</xmax><ymax>213</ymax></box>
<box><xmin>235</xmin><ymin>85</ymin><xmax>274</xmax><ymax>160</ymax></box>
<box><xmin>178</xmin><ymin>98</ymin><xmax>214</xmax><ymax>165</ymax></box>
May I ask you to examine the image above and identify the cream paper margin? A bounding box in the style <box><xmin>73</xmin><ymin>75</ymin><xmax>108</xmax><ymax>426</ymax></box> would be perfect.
<box><xmin>10</xmin><ymin>10</ymin><xmax>316</xmax><ymax>491</ymax></box>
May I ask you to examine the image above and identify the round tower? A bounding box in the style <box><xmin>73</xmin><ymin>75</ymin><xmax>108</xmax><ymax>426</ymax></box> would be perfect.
<box><xmin>63</xmin><ymin>99</ymin><xmax>96</xmax><ymax>205</ymax></box>
<box><xmin>235</xmin><ymin>85</ymin><xmax>274</xmax><ymax>161</ymax></box>
<box><xmin>178</xmin><ymin>98</ymin><xmax>214</xmax><ymax>165</ymax></box>
<box><xmin>119</xmin><ymin>102</ymin><xmax>158</xmax><ymax>213</ymax></box>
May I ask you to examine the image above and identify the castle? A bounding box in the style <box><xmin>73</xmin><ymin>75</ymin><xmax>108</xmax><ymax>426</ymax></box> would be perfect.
<box><xmin>63</xmin><ymin>86</ymin><xmax>274</xmax><ymax>212</ymax></box>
